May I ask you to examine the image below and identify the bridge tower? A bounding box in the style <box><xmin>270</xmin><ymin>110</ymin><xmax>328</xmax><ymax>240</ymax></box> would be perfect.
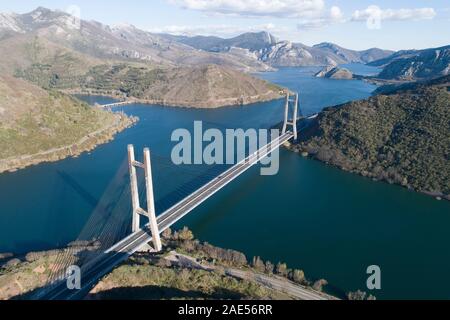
<box><xmin>127</xmin><ymin>145</ymin><xmax>162</xmax><ymax>252</ymax></box>
<box><xmin>282</xmin><ymin>92</ymin><xmax>299</xmax><ymax>140</ymax></box>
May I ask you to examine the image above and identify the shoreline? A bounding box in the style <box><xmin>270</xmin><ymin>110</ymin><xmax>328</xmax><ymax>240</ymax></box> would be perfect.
<box><xmin>0</xmin><ymin>113</ymin><xmax>138</xmax><ymax>174</ymax></box>
<box><xmin>285</xmin><ymin>143</ymin><xmax>450</xmax><ymax>202</ymax></box>
<box><xmin>64</xmin><ymin>89</ymin><xmax>285</xmax><ymax>109</ymax></box>
<box><xmin>0</xmin><ymin>229</ymin><xmax>342</xmax><ymax>301</ymax></box>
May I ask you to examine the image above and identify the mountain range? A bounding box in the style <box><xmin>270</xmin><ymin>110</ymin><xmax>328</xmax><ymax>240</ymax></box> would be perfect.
<box><xmin>0</xmin><ymin>7</ymin><xmax>271</xmax><ymax>73</ymax></box>
<box><xmin>1</xmin><ymin>7</ymin><xmax>449</xmax><ymax>82</ymax></box>
<box><xmin>0</xmin><ymin>7</ymin><xmax>394</xmax><ymax>72</ymax></box>
<box><xmin>163</xmin><ymin>32</ymin><xmax>394</xmax><ymax>67</ymax></box>
<box><xmin>0</xmin><ymin>7</ymin><xmax>284</xmax><ymax>109</ymax></box>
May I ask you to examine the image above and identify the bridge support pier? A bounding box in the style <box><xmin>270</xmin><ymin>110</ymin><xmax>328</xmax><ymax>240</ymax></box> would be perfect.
<box><xmin>127</xmin><ymin>145</ymin><xmax>162</xmax><ymax>252</ymax></box>
<box><xmin>282</xmin><ymin>92</ymin><xmax>299</xmax><ymax>140</ymax></box>
<box><xmin>128</xmin><ymin>145</ymin><xmax>141</xmax><ymax>233</ymax></box>
<box><xmin>143</xmin><ymin>148</ymin><xmax>162</xmax><ymax>252</ymax></box>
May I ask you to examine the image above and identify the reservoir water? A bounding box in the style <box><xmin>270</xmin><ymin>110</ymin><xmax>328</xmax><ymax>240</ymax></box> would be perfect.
<box><xmin>0</xmin><ymin>66</ymin><xmax>449</xmax><ymax>299</ymax></box>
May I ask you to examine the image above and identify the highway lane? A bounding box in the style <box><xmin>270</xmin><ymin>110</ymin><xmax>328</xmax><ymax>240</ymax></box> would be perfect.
<box><xmin>39</xmin><ymin>132</ymin><xmax>293</xmax><ymax>300</ymax></box>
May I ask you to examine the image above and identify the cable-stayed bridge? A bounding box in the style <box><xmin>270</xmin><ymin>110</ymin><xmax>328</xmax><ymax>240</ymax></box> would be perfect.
<box><xmin>34</xmin><ymin>93</ymin><xmax>299</xmax><ymax>300</ymax></box>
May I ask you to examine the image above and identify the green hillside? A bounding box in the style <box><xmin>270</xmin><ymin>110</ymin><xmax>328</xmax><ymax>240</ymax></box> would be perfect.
<box><xmin>0</xmin><ymin>75</ymin><xmax>133</xmax><ymax>172</ymax></box>
<box><xmin>295</xmin><ymin>77</ymin><xmax>450</xmax><ymax>199</ymax></box>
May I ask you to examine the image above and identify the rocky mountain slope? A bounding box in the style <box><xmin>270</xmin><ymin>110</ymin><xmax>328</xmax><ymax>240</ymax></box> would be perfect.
<box><xmin>313</xmin><ymin>42</ymin><xmax>393</xmax><ymax>64</ymax></box>
<box><xmin>369</xmin><ymin>45</ymin><xmax>450</xmax><ymax>80</ymax></box>
<box><xmin>166</xmin><ymin>31</ymin><xmax>278</xmax><ymax>54</ymax></box>
<box><xmin>292</xmin><ymin>75</ymin><xmax>450</xmax><ymax>199</ymax></box>
<box><xmin>164</xmin><ymin>32</ymin><xmax>394</xmax><ymax>67</ymax></box>
<box><xmin>0</xmin><ymin>7</ymin><xmax>271</xmax><ymax>72</ymax></box>
<box><xmin>0</xmin><ymin>7</ymin><xmax>396</xmax><ymax>73</ymax></box>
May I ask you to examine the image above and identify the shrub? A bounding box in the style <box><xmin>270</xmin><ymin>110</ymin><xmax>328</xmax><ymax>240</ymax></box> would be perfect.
<box><xmin>252</xmin><ymin>256</ymin><xmax>265</xmax><ymax>273</ymax></box>
<box><xmin>290</xmin><ymin>269</ymin><xmax>305</xmax><ymax>284</ymax></box>
<box><xmin>347</xmin><ymin>290</ymin><xmax>377</xmax><ymax>300</ymax></box>
<box><xmin>275</xmin><ymin>262</ymin><xmax>288</xmax><ymax>276</ymax></box>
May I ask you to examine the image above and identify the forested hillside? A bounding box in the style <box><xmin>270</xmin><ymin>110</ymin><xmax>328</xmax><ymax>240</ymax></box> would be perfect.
<box><xmin>294</xmin><ymin>77</ymin><xmax>450</xmax><ymax>199</ymax></box>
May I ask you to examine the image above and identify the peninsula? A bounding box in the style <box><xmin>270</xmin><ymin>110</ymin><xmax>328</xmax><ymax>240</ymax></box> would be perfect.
<box><xmin>0</xmin><ymin>75</ymin><xmax>136</xmax><ymax>173</ymax></box>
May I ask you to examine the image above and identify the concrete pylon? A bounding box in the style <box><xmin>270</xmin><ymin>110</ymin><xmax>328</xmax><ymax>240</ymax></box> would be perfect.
<box><xmin>282</xmin><ymin>92</ymin><xmax>289</xmax><ymax>135</ymax></box>
<box><xmin>143</xmin><ymin>148</ymin><xmax>162</xmax><ymax>252</ymax></box>
<box><xmin>293</xmin><ymin>93</ymin><xmax>299</xmax><ymax>140</ymax></box>
<box><xmin>127</xmin><ymin>145</ymin><xmax>162</xmax><ymax>252</ymax></box>
<box><xmin>127</xmin><ymin>145</ymin><xmax>140</xmax><ymax>233</ymax></box>
<box><xmin>282</xmin><ymin>92</ymin><xmax>299</xmax><ymax>140</ymax></box>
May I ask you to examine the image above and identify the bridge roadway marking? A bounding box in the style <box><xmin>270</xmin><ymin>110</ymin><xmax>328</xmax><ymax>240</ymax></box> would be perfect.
<box><xmin>41</xmin><ymin>132</ymin><xmax>293</xmax><ymax>300</ymax></box>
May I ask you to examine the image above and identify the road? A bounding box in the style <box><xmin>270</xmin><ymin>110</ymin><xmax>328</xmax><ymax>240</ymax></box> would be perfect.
<box><xmin>166</xmin><ymin>251</ymin><xmax>335</xmax><ymax>300</ymax></box>
<box><xmin>38</xmin><ymin>132</ymin><xmax>293</xmax><ymax>300</ymax></box>
<box><xmin>223</xmin><ymin>269</ymin><xmax>333</xmax><ymax>300</ymax></box>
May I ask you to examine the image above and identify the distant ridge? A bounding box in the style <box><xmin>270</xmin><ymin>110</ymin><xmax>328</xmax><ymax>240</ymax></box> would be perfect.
<box><xmin>0</xmin><ymin>7</ymin><xmax>395</xmax><ymax>71</ymax></box>
<box><xmin>162</xmin><ymin>32</ymin><xmax>394</xmax><ymax>67</ymax></box>
<box><xmin>369</xmin><ymin>45</ymin><xmax>450</xmax><ymax>80</ymax></box>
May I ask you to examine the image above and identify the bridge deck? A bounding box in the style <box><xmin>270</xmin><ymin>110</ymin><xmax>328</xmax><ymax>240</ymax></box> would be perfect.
<box><xmin>38</xmin><ymin>132</ymin><xmax>294</xmax><ymax>300</ymax></box>
<box><xmin>99</xmin><ymin>101</ymin><xmax>135</xmax><ymax>108</ymax></box>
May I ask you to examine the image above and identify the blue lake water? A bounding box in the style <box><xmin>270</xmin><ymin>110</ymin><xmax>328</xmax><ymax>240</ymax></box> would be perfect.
<box><xmin>256</xmin><ymin>66</ymin><xmax>378</xmax><ymax>116</ymax></box>
<box><xmin>0</xmin><ymin>65</ymin><xmax>449</xmax><ymax>299</ymax></box>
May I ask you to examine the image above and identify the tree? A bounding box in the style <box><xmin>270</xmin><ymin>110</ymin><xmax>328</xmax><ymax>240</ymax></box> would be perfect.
<box><xmin>264</xmin><ymin>261</ymin><xmax>274</xmax><ymax>274</ymax></box>
<box><xmin>177</xmin><ymin>227</ymin><xmax>194</xmax><ymax>241</ymax></box>
<box><xmin>347</xmin><ymin>290</ymin><xmax>377</xmax><ymax>301</ymax></box>
<box><xmin>290</xmin><ymin>269</ymin><xmax>305</xmax><ymax>284</ymax></box>
<box><xmin>229</xmin><ymin>250</ymin><xmax>248</xmax><ymax>267</ymax></box>
<box><xmin>275</xmin><ymin>262</ymin><xmax>288</xmax><ymax>276</ymax></box>
<box><xmin>162</xmin><ymin>228</ymin><xmax>172</xmax><ymax>240</ymax></box>
<box><xmin>252</xmin><ymin>256</ymin><xmax>265</xmax><ymax>273</ymax></box>
<box><xmin>313</xmin><ymin>279</ymin><xmax>328</xmax><ymax>292</ymax></box>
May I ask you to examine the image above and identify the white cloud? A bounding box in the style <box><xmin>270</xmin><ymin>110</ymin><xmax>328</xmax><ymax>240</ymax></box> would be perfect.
<box><xmin>297</xmin><ymin>6</ymin><xmax>345</xmax><ymax>29</ymax></box>
<box><xmin>352</xmin><ymin>6</ymin><xmax>436</xmax><ymax>22</ymax></box>
<box><xmin>168</xmin><ymin>0</ymin><xmax>325</xmax><ymax>18</ymax></box>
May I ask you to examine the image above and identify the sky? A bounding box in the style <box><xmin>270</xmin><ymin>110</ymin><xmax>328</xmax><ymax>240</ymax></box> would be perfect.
<box><xmin>1</xmin><ymin>0</ymin><xmax>449</xmax><ymax>50</ymax></box>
